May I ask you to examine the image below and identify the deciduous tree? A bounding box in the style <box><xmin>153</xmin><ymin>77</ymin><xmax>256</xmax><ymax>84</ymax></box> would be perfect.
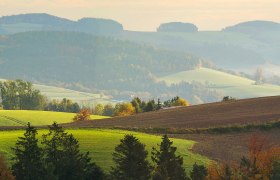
<box><xmin>0</xmin><ymin>155</ymin><xmax>15</xmax><ymax>180</ymax></box>
<box><xmin>114</xmin><ymin>102</ymin><xmax>135</xmax><ymax>116</ymax></box>
<box><xmin>73</xmin><ymin>108</ymin><xmax>91</xmax><ymax>121</ymax></box>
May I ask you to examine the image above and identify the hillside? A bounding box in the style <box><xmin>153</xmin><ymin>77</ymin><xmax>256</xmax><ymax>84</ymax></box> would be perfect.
<box><xmin>66</xmin><ymin>96</ymin><xmax>280</xmax><ymax>129</ymax></box>
<box><xmin>223</xmin><ymin>20</ymin><xmax>280</xmax><ymax>34</ymax></box>
<box><xmin>0</xmin><ymin>78</ymin><xmax>116</xmax><ymax>105</ymax></box>
<box><xmin>1</xmin><ymin>14</ymin><xmax>280</xmax><ymax>71</ymax></box>
<box><xmin>116</xmin><ymin>29</ymin><xmax>280</xmax><ymax>69</ymax></box>
<box><xmin>0</xmin><ymin>13</ymin><xmax>123</xmax><ymax>35</ymax></box>
<box><xmin>0</xmin><ymin>110</ymin><xmax>109</xmax><ymax>126</ymax></box>
<box><xmin>0</xmin><ymin>129</ymin><xmax>209</xmax><ymax>172</ymax></box>
<box><xmin>159</xmin><ymin>67</ymin><xmax>280</xmax><ymax>98</ymax></box>
<box><xmin>0</xmin><ymin>31</ymin><xmax>218</xmax><ymax>103</ymax></box>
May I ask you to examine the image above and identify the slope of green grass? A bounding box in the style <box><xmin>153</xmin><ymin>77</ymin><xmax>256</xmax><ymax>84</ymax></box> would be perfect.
<box><xmin>0</xmin><ymin>79</ymin><xmax>117</xmax><ymax>106</ymax></box>
<box><xmin>159</xmin><ymin>67</ymin><xmax>280</xmax><ymax>98</ymax></box>
<box><xmin>0</xmin><ymin>110</ymin><xmax>109</xmax><ymax>126</ymax></box>
<box><xmin>34</xmin><ymin>84</ymin><xmax>117</xmax><ymax>105</ymax></box>
<box><xmin>0</xmin><ymin>129</ymin><xmax>210</xmax><ymax>172</ymax></box>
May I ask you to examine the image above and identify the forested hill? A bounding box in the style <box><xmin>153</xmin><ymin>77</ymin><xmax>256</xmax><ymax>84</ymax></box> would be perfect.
<box><xmin>0</xmin><ymin>13</ymin><xmax>123</xmax><ymax>35</ymax></box>
<box><xmin>0</xmin><ymin>31</ymin><xmax>212</xmax><ymax>101</ymax></box>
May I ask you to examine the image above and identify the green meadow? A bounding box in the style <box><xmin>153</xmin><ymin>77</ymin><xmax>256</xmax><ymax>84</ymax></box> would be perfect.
<box><xmin>159</xmin><ymin>67</ymin><xmax>280</xmax><ymax>99</ymax></box>
<box><xmin>0</xmin><ymin>110</ymin><xmax>109</xmax><ymax>126</ymax></box>
<box><xmin>0</xmin><ymin>79</ymin><xmax>117</xmax><ymax>106</ymax></box>
<box><xmin>0</xmin><ymin>129</ymin><xmax>210</xmax><ymax>172</ymax></box>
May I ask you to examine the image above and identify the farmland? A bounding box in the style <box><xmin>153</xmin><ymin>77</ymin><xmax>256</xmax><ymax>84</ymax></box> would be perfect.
<box><xmin>0</xmin><ymin>110</ymin><xmax>109</xmax><ymax>126</ymax></box>
<box><xmin>0</xmin><ymin>129</ymin><xmax>210</xmax><ymax>172</ymax></box>
<box><xmin>159</xmin><ymin>67</ymin><xmax>280</xmax><ymax>99</ymax></box>
<box><xmin>66</xmin><ymin>96</ymin><xmax>280</xmax><ymax>129</ymax></box>
<box><xmin>0</xmin><ymin>78</ymin><xmax>117</xmax><ymax>106</ymax></box>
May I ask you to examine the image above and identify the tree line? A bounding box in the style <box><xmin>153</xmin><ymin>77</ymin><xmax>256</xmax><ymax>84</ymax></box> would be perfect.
<box><xmin>92</xmin><ymin>96</ymin><xmax>189</xmax><ymax>117</ymax></box>
<box><xmin>0</xmin><ymin>123</ymin><xmax>204</xmax><ymax>180</ymax></box>
<box><xmin>0</xmin><ymin>80</ymin><xmax>189</xmax><ymax>118</ymax></box>
<box><xmin>1</xmin><ymin>123</ymin><xmax>279</xmax><ymax>180</ymax></box>
<box><xmin>0</xmin><ymin>80</ymin><xmax>81</xmax><ymax>113</ymax></box>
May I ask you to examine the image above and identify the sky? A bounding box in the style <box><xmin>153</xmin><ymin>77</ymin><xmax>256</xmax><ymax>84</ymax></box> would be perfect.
<box><xmin>0</xmin><ymin>0</ymin><xmax>280</xmax><ymax>31</ymax></box>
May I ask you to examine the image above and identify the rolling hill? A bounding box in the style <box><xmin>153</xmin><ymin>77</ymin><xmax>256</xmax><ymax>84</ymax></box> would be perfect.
<box><xmin>0</xmin><ymin>110</ymin><xmax>109</xmax><ymax>126</ymax></box>
<box><xmin>0</xmin><ymin>78</ymin><xmax>117</xmax><ymax>105</ymax></box>
<box><xmin>66</xmin><ymin>96</ymin><xmax>280</xmax><ymax>129</ymax></box>
<box><xmin>159</xmin><ymin>67</ymin><xmax>280</xmax><ymax>99</ymax></box>
<box><xmin>0</xmin><ymin>13</ymin><xmax>123</xmax><ymax>35</ymax></box>
<box><xmin>0</xmin><ymin>129</ymin><xmax>210</xmax><ymax>172</ymax></box>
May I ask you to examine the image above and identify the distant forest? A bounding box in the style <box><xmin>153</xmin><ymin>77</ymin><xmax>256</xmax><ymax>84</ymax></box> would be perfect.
<box><xmin>0</xmin><ymin>31</ymin><xmax>221</xmax><ymax>103</ymax></box>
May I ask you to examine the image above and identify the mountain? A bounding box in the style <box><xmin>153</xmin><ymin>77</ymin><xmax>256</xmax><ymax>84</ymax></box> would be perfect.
<box><xmin>1</xmin><ymin>13</ymin><xmax>280</xmax><ymax>71</ymax></box>
<box><xmin>157</xmin><ymin>22</ymin><xmax>198</xmax><ymax>32</ymax></box>
<box><xmin>0</xmin><ymin>31</ymin><xmax>217</xmax><ymax>103</ymax></box>
<box><xmin>223</xmin><ymin>20</ymin><xmax>280</xmax><ymax>34</ymax></box>
<box><xmin>0</xmin><ymin>13</ymin><xmax>123</xmax><ymax>35</ymax></box>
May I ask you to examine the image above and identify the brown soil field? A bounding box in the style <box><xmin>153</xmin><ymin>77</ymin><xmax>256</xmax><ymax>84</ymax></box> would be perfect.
<box><xmin>66</xmin><ymin>96</ymin><xmax>280</xmax><ymax>129</ymax></box>
<box><xmin>168</xmin><ymin>129</ymin><xmax>280</xmax><ymax>163</ymax></box>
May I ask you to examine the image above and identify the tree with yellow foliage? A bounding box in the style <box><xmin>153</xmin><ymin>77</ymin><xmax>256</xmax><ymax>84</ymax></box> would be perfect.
<box><xmin>114</xmin><ymin>102</ymin><xmax>135</xmax><ymax>116</ymax></box>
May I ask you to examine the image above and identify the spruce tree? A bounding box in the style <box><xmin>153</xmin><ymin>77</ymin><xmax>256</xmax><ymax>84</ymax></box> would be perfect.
<box><xmin>11</xmin><ymin>123</ymin><xmax>46</xmax><ymax>180</ymax></box>
<box><xmin>152</xmin><ymin>135</ymin><xmax>188</xmax><ymax>180</ymax></box>
<box><xmin>190</xmin><ymin>163</ymin><xmax>208</xmax><ymax>180</ymax></box>
<box><xmin>42</xmin><ymin>122</ymin><xmax>103</xmax><ymax>180</ymax></box>
<box><xmin>110</xmin><ymin>134</ymin><xmax>152</xmax><ymax>180</ymax></box>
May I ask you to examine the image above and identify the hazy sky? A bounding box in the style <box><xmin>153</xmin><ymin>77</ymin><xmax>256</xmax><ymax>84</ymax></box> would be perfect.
<box><xmin>1</xmin><ymin>0</ymin><xmax>280</xmax><ymax>31</ymax></box>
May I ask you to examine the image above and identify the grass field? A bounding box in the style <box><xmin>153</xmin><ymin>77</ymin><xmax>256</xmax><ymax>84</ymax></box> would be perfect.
<box><xmin>0</xmin><ymin>79</ymin><xmax>118</xmax><ymax>106</ymax></box>
<box><xmin>0</xmin><ymin>129</ymin><xmax>210</xmax><ymax>172</ymax></box>
<box><xmin>159</xmin><ymin>67</ymin><xmax>280</xmax><ymax>99</ymax></box>
<box><xmin>0</xmin><ymin>110</ymin><xmax>109</xmax><ymax>126</ymax></box>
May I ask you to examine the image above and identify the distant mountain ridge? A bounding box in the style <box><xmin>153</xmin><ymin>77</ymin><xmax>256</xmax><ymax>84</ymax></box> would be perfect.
<box><xmin>223</xmin><ymin>20</ymin><xmax>280</xmax><ymax>33</ymax></box>
<box><xmin>157</xmin><ymin>22</ymin><xmax>198</xmax><ymax>32</ymax></box>
<box><xmin>0</xmin><ymin>13</ymin><xmax>123</xmax><ymax>34</ymax></box>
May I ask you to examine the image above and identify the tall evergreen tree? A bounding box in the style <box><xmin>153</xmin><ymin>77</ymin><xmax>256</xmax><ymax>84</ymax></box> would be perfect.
<box><xmin>152</xmin><ymin>135</ymin><xmax>188</xmax><ymax>180</ymax></box>
<box><xmin>11</xmin><ymin>123</ymin><xmax>46</xmax><ymax>180</ymax></box>
<box><xmin>190</xmin><ymin>163</ymin><xmax>208</xmax><ymax>180</ymax></box>
<box><xmin>42</xmin><ymin>122</ymin><xmax>103</xmax><ymax>180</ymax></box>
<box><xmin>110</xmin><ymin>134</ymin><xmax>152</xmax><ymax>180</ymax></box>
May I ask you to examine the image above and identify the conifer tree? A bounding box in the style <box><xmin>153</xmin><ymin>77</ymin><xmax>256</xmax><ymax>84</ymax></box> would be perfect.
<box><xmin>42</xmin><ymin>122</ymin><xmax>103</xmax><ymax>180</ymax></box>
<box><xmin>110</xmin><ymin>134</ymin><xmax>152</xmax><ymax>180</ymax></box>
<box><xmin>152</xmin><ymin>135</ymin><xmax>188</xmax><ymax>180</ymax></box>
<box><xmin>190</xmin><ymin>163</ymin><xmax>207</xmax><ymax>180</ymax></box>
<box><xmin>11</xmin><ymin>123</ymin><xmax>46</xmax><ymax>180</ymax></box>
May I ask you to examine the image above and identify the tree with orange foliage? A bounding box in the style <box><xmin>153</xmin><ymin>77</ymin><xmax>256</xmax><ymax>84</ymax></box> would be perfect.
<box><xmin>240</xmin><ymin>136</ymin><xmax>280</xmax><ymax>179</ymax></box>
<box><xmin>207</xmin><ymin>162</ymin><xmax>241</xmax><ymax>180</ymax></box>
<box><xmin>73</xmin><ymin>108</ymin><xmax>91</xmax><ymax>121</ymax></box>
<box><xmin>0</xmin><ymin>155</ymin><xmax>15</xmax><ymax>180</ymax></box>
<box><xmin>114</xmin><ymin>102</ymin><xmax>135</xmax><ymax>117</ymax></box>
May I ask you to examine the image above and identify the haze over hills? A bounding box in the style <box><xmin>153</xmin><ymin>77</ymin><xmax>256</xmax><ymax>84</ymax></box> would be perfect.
<box><xmin>0</xmin><ymin>13</ymin><xmax>280</xmax><ymax>103</ymax></box>
<box><xmin>0</xmin><ymin>78</ymin><xmax>116</xmax><ymax>105</ymax></box>
<box><xmin>0</xmin><ymin>13</ymin><xmax>123</xmax><ymax>35</ymax></box>
<box><xmin>159</xmin><ymin>68</ymin><xmax>280</xmax><ymax>99</ymax></box>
